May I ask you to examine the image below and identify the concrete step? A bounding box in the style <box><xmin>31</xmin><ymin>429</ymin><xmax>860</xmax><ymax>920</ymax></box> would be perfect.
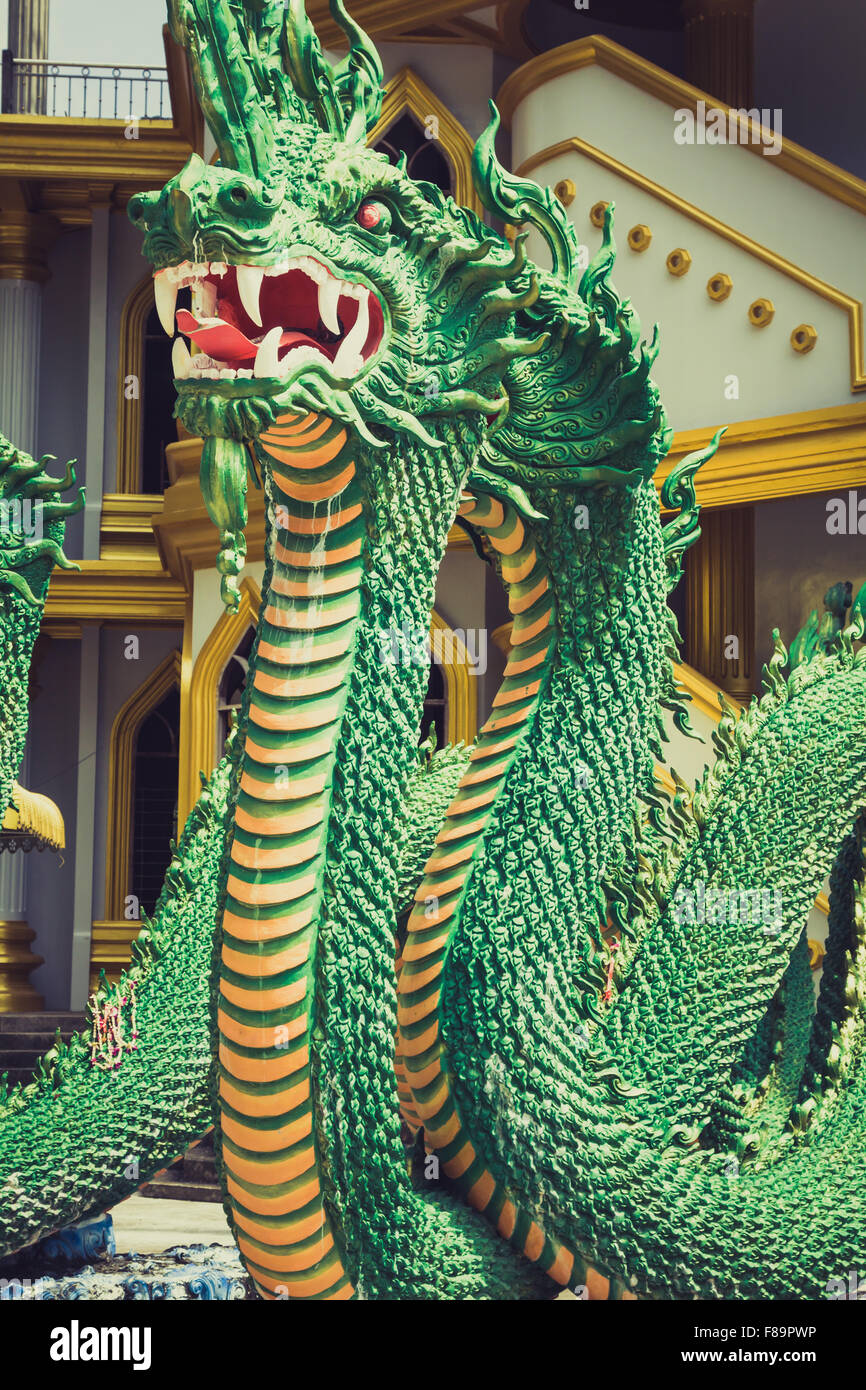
<box><xmin>182</xmin><ymin>1155</ymin><xmax>219</xmax><ymax>1182</ymax></box>
<box><xmin>139</xmin><ymin>1134</ymin><xmax>221</xmax><ymax>1203</ymax></box>
<box><xmin>0</xmin><ymin>1031</ymin><xmax>66</xmax><ymax>1052</ymax></box>
<box><xmin>140</xmin><ymin>1176</ymin><xmax>223</xmax><ymax>1203</ymax></box>
<box><xmin>0</xmin><ymin>1012</ymin><xmax>85</xmax><ymax>1034</ymax></box>
<box><xmin>0</xmin><ymin>1013</ymin><xmax>87</xmax><ymax>1090</ymax></box>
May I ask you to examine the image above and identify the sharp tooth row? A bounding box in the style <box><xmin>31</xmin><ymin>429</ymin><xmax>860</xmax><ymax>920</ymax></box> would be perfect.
<box><xmin>318</xmin><ymin>276</ymin><xmax>341</xmax><ymax>335</ymax></box>
<box><xmin>253</xmin><ymin>325</ymin><xmax>284</xmax><ymax>378</ymax></box>
<box><xmin>333</xmin><ymin>288</ymin><xmax>370</xmax><ymax>377</ymax></box>
<box><xmin>236</xmin><ymin>265</ymin><xmax>264</xmax><ymax>327</ymax></box>
<box><xmin>157</xmin><ymin>256</ymin><xmax>372</xmax><ymax>342</ymax></box>
<box><xmin>154</xmin><ymin>271</ymin><xmax>178</xmax><ymax>336</ymax></box>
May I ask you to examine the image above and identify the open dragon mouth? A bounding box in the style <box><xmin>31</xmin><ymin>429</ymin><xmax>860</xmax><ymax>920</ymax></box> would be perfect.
<box><xmin>153</xmin><ymin>256</ymin><xmax>385</xmax><ymax>382</ymax></box>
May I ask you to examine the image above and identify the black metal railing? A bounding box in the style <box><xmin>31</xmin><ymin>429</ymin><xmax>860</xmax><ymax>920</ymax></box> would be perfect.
<box><xmin>1</xmin><ymin>53</ymin><xmax>169</xmax><ymax>119</ymax></box>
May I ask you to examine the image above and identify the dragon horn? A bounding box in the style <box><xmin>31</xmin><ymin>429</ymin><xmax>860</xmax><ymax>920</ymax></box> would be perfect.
<box><xmin>167</xmin><ymin>0</ymin><xmax>288</xmax><ymax>172</ymax></box>
<box><xmin>472</xmin><ymin>102</ymin><xmax>583</xmax><ymax>287</ymax></box>
<box><xmin>329</xmin><ymin>0</ymin><xmax>384</xmax><ymax>140</ymax></box>
<box><xmin>283</xmin><ymin>0</ymin><xmax>383</xmax><ymax>141</ymax></box>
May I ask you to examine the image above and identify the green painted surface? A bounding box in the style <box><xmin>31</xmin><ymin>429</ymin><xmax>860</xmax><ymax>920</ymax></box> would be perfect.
<box><xmin>0</xmin><ymin>1</ymin><xmax>864</xmax><ymax>1300</ymax></box>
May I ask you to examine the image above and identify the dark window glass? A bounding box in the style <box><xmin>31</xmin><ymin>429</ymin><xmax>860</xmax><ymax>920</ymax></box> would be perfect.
<box><xmin>140</xmin><ymin>289</ymin><xmax>189</xmax><ymax>493</ymax></box>
<box><xmin>218</xmin><ymin>626</ymin><xmax>256</xmax><ymax>755</ymax></box>
<box><xmin>131</xmin><ymin>686</ymin><xmax>179</xmax><ymax>916</ymax></box>
<box><xmin>374</xmin><ymin>111</ymin><xmax>453</xmax><ymax>195</ymax></box>
<box><xmin>421</xmin><ymin>655</ymin><xmax>446</xmax><ymax>748</ymax></box>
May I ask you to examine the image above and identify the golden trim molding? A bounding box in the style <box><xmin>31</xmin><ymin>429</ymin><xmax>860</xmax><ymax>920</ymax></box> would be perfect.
<box><xmin>0</xmin><ymin>118</ymin><xmax>194</xmax><ymax>227</ymax></box>
<box><xmin>89</xmin><ymin>921</ymin><xmax>143</xmax><ymax>992</ymax></box>
<box><xmin>514</xmin><ymin>137</ymin><xmax>866</xmax><ymax>391</ymax></box>
<box><xmin>180</xmin><ymin>576</ymin><xmax>261</xmax><ymax>830</ymax></box>
<box><xmin>306</xmin><ymin>0</ymin><xmax>491</xmax><ymax>47</ymax></box>
<box><xmin>100</xmin><ymin>494</ymin><xmax>164</xmax><ymax>561</ymax></box>
<box><xmin>0</xmin><ymin>211</ymin><xmax>59</xmax><ymax>281</ymax></box>
<box><xmin>116</xmin><ymin>276</ymin><xmax>155</xmax><ymax>494</ymax></box>
<box><xmin>44</xmin><ymin>562</ymin><xmax>185</xmax><ymax>622</ymax></box>
<box><xmin>430</xmin><ymin>610</ymin><xmax>478</xmax><ymax>745</ymax></box>
<box><xmin>0</xmin><ymin>920</ymin><xmax>44</xmax><ymax>1012</ymax></box>
<box><xmin>672</xmin><ymin>661</ymin><xmax>742</xmax><ymax>723</ymax></box>
<box><xmin>656</xmin><ymin>401</ymin><xmax>866</xmax><ymax>508</ymax></box>
<box><xmin>367</xmin><ymin>67</ymin><xmax>481</xmax><ymax>214</ymax></box>
<box><xmin>496</xmin><ymin>35</ymin><xmax>866</xmax><ymax>218</ymax></box>
<box><xmin>104</xmin><ymin>649</ymin><xmax>181</xmax><ymax>920</ymax></box>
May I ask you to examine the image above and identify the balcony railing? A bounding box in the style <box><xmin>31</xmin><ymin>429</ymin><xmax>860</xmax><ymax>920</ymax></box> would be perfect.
<box><xmin>1</xmin><ymin>54</ymin><xmax>169</xmax><ymax>120</ymax></box>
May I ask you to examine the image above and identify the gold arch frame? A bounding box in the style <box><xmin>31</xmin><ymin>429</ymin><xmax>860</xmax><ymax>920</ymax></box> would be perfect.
<box><xmin>178</xmin><ymin>585</ymin><xmax>477</xmax><ymax>826</ymax></box>
<box><xmin>430</xmin><ymin>609</ymin><xmax>478</xmax><ymax>745</ymax></box>
<box><xmin>104</xmin><ymin>648</ymin><xmax>182</xmax><ymax>918</ymax></box>
<box><xmin>367</xmin><ymin>67</ymin><xmax>482</xmax><ymax>215</ymax></box>
<box><xmin>116</xmin><ymin>274</ymin><xmax>156</xmax><ymax>493</ymax></box>
<box><xmin>179</xmin><ymin>576</ymin><xmax>262</xmax><ymax>829</ymax></box>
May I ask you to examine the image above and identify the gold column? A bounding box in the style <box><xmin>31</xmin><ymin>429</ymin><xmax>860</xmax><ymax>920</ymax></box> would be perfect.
<box><xmin>0</xmin><ymin>919</ymin><xmax>44</xmax><ymax>1011</ymax></box>
<box><xmin>0</xmin><ymin>211</ymin><xmax>59</xmax><ymax>284</ymax></box>
<box><xmin>685</xmin><ymin>506</ymin><xmax>755</xmax><ymax>700</ymax></box>
<box><xmin>682</xmin><ymin>0</ymin><xmax>756</xmax><ymax>109</ymax></box>
<box><xmin>7</xmin><ymin>0</ymin><xmax>50</xmax><ymax>114</ymax></box>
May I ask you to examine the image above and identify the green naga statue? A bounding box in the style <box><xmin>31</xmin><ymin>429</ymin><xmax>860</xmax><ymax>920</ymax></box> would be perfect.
<box><xmin>1</xmin><ymin>0</ymin><xmax>865</xmax><ymax>1301</ymax></box>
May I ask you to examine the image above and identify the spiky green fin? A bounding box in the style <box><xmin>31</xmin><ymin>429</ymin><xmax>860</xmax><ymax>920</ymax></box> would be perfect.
<box><xmin>0</xmin><ymin>434</ymin><xmax>84</xmax><ymax>818</ymax></box>
<box><xmin>398</xmin><ymin>486</ymin><xmax>608</xmax><ymax>1292</ymax></box>
<box><xmin>80</xmin><ymin>0</ymin><xmax>866</xmax><ymax>1303</ymax></box>
<box><xmin>0</xmin><ymin>752</ymin><xmax>238</xmax><ymax>1254</ymax></box>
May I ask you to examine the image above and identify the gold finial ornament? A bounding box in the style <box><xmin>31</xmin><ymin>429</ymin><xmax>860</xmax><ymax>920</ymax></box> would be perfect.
<box><xmin>808</xmin><ymin>938</ymin><xmax>826</xmax><ymax>970</ymax></box>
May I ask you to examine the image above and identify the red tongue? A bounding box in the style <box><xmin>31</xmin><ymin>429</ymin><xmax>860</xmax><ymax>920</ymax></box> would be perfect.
<box><xmin>176</xmin><ymin>309</ymin><xmax>256</xmax><ymax>360</ymax></box>
<box><xmin>176</xmin><ymin>309</ymin><xmax>323</xmax><ymax>363</ymax></box>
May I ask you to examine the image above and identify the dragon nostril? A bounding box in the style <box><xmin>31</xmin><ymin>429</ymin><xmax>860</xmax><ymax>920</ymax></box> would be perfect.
<box><xmin>229</xmin><ymin>185</ymin><xmax>249</xmax><ymax>205</ymax></box>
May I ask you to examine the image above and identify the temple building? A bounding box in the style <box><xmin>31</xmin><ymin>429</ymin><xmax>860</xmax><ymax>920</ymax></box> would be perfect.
<box><xmin>0</xmin><ymin>0</ymin><xmax>863</xmax><ymax>1029</ymax></box>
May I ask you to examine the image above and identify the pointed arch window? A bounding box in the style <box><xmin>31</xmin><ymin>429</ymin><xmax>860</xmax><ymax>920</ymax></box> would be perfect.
<box><xmin>105</xmin><ymin>650</ymin><xmax>181</xmax><ymax>919</ymax></box>
<box><xmin>374</xmin><ymin>110</ymin><xmax>453</xmax><ymax>194</ymax></box>
<box><xmin>217</xmin><ymin>626</ymin><xmax>255</xmax><ymax>755</ymax></box>
<box><xmin>421</xmin><ymin>660</ymin><xmax>447</xmax><ymax>747</ymax></box>
<box><xmin>116</xmin><ymin>277</ymin><xmax>190</xmax><ymax>494</ymax></box>
<box><xmin>366</xmin><ymin>68</ymin><xmax>482</xmax><ymax>215</ymax></box>
<box><xmin>131</xmin><ymin>687</ymin><xmax>180</xmax><ymax>916</ymax></box>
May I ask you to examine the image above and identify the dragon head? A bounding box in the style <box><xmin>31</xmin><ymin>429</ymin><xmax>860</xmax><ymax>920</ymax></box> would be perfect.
<box><xmin>128</xmin><ymin>1</ymin><xmax>544</xmax><ymax>453</ymax></box>
<box><xmin>129</xmin><ymin>1</ymin><xmax>671</xmax><ymax>608</ymax></box>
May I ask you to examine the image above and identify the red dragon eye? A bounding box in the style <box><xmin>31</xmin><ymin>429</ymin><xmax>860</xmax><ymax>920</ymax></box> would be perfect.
<box><xmin>356</xmin><ymin>201</ymin><xmax>384</xmax><ymax>230</ymax></box>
